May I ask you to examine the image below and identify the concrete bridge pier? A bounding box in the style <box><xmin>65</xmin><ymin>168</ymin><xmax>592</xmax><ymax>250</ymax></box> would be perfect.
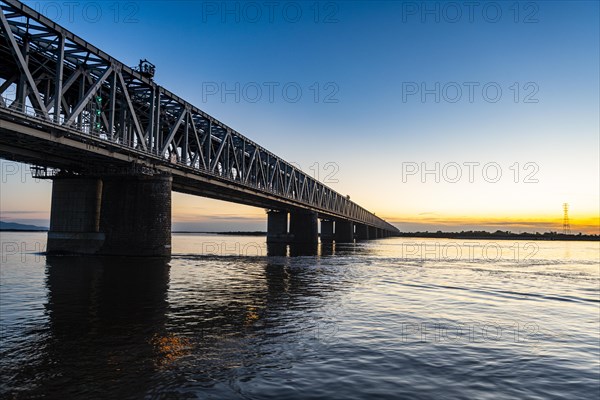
<box><xmin>266</xmin><ymin>243</ymin><xmax>287</xmax><ymax>256</ymax></box>
<box><xmin>47</xmin><ymin>177</ymin><xmax>105</xmax><ymax>254</ymax></box>
<box><xmin>320</xmin><ymin>219</ymin><xmax>334</xmax><ymax>242</ymax></box>
<box><xmin>355</xmin><ymin>224</ymin><xmax>370</xmax><ymax>240</ymax></box>
<box><xmin>368</xmin><ymin>226</ymin><xmax>377</xmax><ymax>239</ymax></box>
<box><xmin>47</xmin><ymin>174</ymin><xmax>172</xmax><ymax>257</ymax></box>
<box><xmin>267</xmin><ymin>210</ymin><xmax>289</xmax><ymax>243</ymax></box>
<box><xmin>289</xmin><ymin>211</ymin><xmax>318</xmax><ymax>245</ymax></box>
<box><xmin>99</xmin><ymin>174</ymin><xmax>172</xmax><ymax>256</ymax></box>
<box><xmin>335</xmin><ymin>220</ymin><xmax>354</xmax><ymax>243</ymax></box>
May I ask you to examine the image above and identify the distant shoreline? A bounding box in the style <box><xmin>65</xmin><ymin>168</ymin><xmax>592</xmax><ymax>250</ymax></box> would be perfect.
<box><xmin>0</xmin><ymin>229</ymin><xmax>48</xmax><ymax>232</ymax></box>
<box><xmin>173</xmin><ymin>231</ymin><xmax>267</xmax><ymax>236</ymax></box>
<box><xmin>3</xmin><ymin>230</ymin><xmax>598</xmax><ymax>241</ymax></box>
<box><xmin>395</xmin><ymin>232</ymin><xmax>599</xmax><ymax>241</ymax></box>
<box><xmin>172</xmin><ymin>231</ymin><xmax>599</xmax><ymax>241</ymax></box>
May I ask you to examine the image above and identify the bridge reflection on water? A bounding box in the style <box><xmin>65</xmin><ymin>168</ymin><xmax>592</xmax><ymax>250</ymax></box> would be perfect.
<box><xmin>7</xmin><ymin>243</ymin><xmax>364</xmax><ymax>398</ymax></box>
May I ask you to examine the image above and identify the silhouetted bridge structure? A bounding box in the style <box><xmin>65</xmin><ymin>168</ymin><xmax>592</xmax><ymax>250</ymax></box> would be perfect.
<box><xmin>0</xmin><ymin>0</ymin><xmax>398</xmax><ymax>256</ymax></box>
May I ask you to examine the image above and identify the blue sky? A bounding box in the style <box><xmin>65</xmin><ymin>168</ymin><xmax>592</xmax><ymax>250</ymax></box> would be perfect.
<box><xmin>1</xmin><ymin>1</ymin><xmax>599</xmax><ymax>232</ymax></box>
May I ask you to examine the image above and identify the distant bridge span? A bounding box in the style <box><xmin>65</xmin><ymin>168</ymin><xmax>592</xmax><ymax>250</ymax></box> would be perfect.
<box><xmin>0</xmin><ymin>0</ymin><xmax>398</xmax><ymax>256</ymax></box>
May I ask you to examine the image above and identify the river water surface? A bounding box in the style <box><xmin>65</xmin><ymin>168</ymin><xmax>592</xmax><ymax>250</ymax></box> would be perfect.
<box><xmin>1</xmin><ymin>232</ymin><xmax>598</xmax><ymax>399</ymax></box>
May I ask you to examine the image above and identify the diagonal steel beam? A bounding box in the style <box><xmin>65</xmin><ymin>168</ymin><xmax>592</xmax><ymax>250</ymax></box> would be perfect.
<box><xmin>245</xmin><ymin>148</ymin><xmax>257</xmax><ymax>183</ymax></box>
<box><xmin>0</xmin><ymin>9</ymin><xmax>50</xmax><ymax>120</ymax></box>
<box><xmin>204</xmin><ymin>120</ymin><xmax>212</xmax><ymax>167</ymax></box>
<box><xmin>257</xmin><ymin>151</ymin><xmax>267</xmax><ymax>187</ymax></box>
<box><xmin>45</xmin><ymin>67</ymin><xmax>81</xmax><ymax>110</ymax></box>
<box><xmin>64</xmin><ymin>66</ymin><xmax>112</xmax><ymax>126</ymax></box>
<box><xmin>211</xmin><ymin>130</ymin><xmax>230</xmax><ymax>173</ymax></box>
<box><xmin>53</xmin><ymin>34</ymin><xmax>64</xmax><ymax>122</ymax></box>
<box><xmin>0</xmin><ymin>75</ymin><xmax>17</xmax><ymax>94</ymax></box>
<box><xmin>232</xmin><ymin>145</ymin><xmax>242</xmax><ymax>181</ymax></box>
<box><xmin>83</xmin><ymin>73</ymin><xmax>109</xmax><ymax>130</ymax></box>
<box><xmin>116</xmin><ymin>70</ymin><xmax>147</xmax><ymax>151</ymax></box>
<box><xmin>188</xmin><ymin>113</ymin><xmax>206</xmax><ymax>169</ymax></box>
<box><xmin>161</xmin><ymin>108</ymin><xmax>186</xmax><ymax>156</ymax></box>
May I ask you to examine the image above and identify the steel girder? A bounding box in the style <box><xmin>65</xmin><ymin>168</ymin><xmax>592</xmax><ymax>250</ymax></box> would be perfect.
<box><xmin>0</xmin><ymin>0</ymin><xmax>398</xmax><ymax>233</ymax></box>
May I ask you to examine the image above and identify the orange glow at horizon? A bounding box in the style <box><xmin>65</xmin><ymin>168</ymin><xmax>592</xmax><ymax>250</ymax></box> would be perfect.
<box><xmin>382</xmin><ymin>214</ymin><xmax>600</xmax><ymax>234</ymax></box>
<box><xmin>170</xmin><ymin>193</ymin><xmax>599</xmax><ymax>234</ymax></box>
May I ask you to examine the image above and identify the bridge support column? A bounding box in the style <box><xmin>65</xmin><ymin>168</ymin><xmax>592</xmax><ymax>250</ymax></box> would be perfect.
<box><xmin>47</xmin><ymin>178</ymin><xmax>105</xmax><ymax>254</ymax></box>
<box><xmin>335</xmin><ymin>220</ymin><xmax>354</xmax><ymax>243</ymax></box>
<box><xmin>356</xmin><ymin>224</ymin><xmax>370</xmax><ymax>240</ymax></box>
<box><xmin>320</xmin><ymin>219</ymin><xmax>334</xmax><ymax>242</ymax></box>
<box><xmin>289</xmin><ymin>211</ymin><xmax>318</xmax><ymax>245</ymax></box>
<box><xmin>47</xmin><ymin>173</ymin><xmax>172</xmax><ymax>256</ymax></box>
<box><xmin>267</xmin><ymin>210</ymin><xmax>289</xmax><ymax>243</ymax></box>
<box><xmin>368</xmin><ymin>226</ymin><xmax>377</xmax><ymax>239</ymax></box>
<box><xmin>99</xmin><ymin>174</ymin><xmax>172</xmax><ymax>256</ymax></box>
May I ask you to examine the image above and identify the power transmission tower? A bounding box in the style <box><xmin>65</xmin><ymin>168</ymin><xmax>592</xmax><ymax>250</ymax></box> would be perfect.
<box><xmin>562</xmin><ymin>203</ymin><xmax>571</xmax><ymax>235</ymax></box>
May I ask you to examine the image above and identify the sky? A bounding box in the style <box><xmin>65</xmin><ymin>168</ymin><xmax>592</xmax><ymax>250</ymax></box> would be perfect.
<box><xmin>1</xmin><ymin>0</ymin><xmax>599</xmax><ymax>233</ymax></box>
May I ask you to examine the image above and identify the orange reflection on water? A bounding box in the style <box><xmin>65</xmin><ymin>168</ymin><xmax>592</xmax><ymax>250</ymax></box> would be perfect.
<box><xmin>150</xmin><ymin>333</ymin><xmax>192</xmax><ymax>367</ymax></box>
<box><xmin>244</xmin><ymin>306</ymin><xmax>260</xmax><ymax>326</ymax></box>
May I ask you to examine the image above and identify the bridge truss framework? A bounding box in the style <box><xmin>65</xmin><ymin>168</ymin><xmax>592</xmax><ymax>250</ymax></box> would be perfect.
<box><xmin>0</xmin><ymin>0</ymin><xmax>398</xmax><ymax>255</ymax></box>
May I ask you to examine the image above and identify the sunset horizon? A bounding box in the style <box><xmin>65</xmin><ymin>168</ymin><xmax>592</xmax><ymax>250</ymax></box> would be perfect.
<box><xmin>1</xmin><ymin>172</ymin><xmax>598</xmax><ymax>235</ymax></box>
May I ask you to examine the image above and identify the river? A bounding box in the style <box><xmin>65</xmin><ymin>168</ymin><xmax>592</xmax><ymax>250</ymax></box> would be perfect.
<box><xmin>1</xmin><ymin>232</ymin><xmax>598</xmax><ymax>399</ymax></box>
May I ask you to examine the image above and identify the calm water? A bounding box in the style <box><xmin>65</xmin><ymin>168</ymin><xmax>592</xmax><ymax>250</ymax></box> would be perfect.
<box><xmin>1</xmin><ymin>232</ymin><xmax>598</xmax><ymax>399</ymax></box>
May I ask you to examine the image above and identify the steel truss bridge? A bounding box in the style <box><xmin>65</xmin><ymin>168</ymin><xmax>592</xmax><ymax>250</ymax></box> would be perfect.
<box><xmin>0</xmin><ymin>0</ymin><xmax>398</xmax><ymax>255</ymax></box>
